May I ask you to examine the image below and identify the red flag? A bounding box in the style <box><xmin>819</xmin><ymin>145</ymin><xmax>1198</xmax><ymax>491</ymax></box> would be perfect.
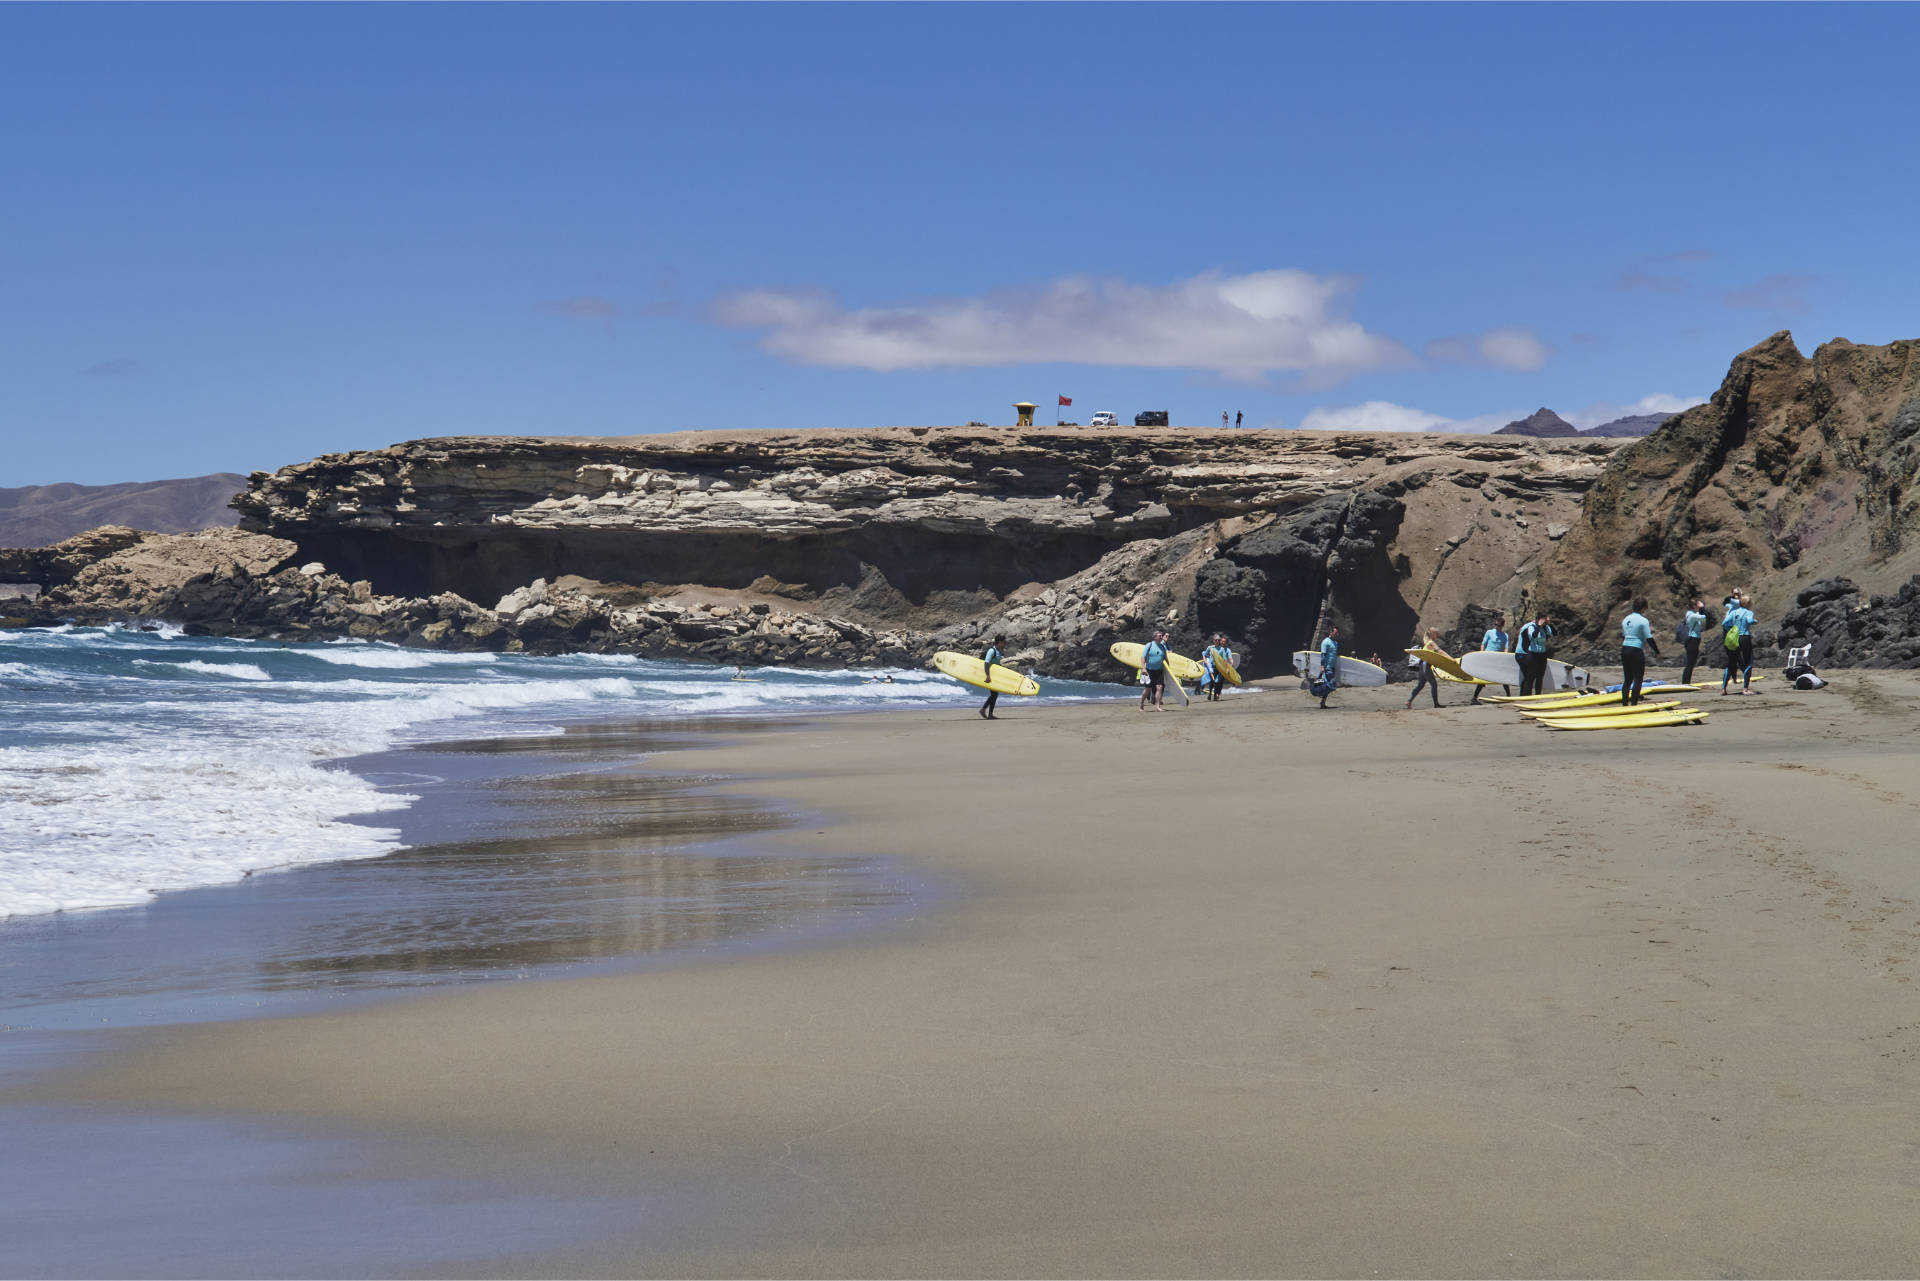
<box><xmin>1058</xmin><ymin>395</ymin><xmax>1072</xmax><ymax>406</ymax></box>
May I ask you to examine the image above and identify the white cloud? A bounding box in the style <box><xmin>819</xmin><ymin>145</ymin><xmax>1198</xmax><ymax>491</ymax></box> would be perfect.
<box><xmin>1564</xmin><ymin>393</ymin><xmax>1707</xmax><ymax>430</ymax></box>
<box><xmin>1427</xmin><ymin>329</ymin><xmax>1553</xmax><ymax>372</ymax></box>
<box><xmin>711</xmin><ymin>269</ymin><xmax>1417</xmax><ymax>382</ymax></box>
<box><xmin>1295</xmin><ymin>401</ymin><xmax>1517</xmax><ymax>434</ymax></box>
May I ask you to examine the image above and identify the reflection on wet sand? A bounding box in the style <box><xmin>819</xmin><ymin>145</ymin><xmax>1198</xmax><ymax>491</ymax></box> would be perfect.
<box><xmin>2</xmin><ymin>716</ymin><xmax>916</xmax><ymax>1028</ymax></box>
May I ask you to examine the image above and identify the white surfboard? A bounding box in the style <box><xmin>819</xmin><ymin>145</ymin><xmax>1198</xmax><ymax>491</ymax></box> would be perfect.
<box><xmin>1291</xmin><ymin>651</ymin><xmax>1391</xmax><ymax>687</ymax></box>
<box><xmin>1459</xmin><ymin>649</ymin><xmax>1590</xmax><ymax>691</ymax></box>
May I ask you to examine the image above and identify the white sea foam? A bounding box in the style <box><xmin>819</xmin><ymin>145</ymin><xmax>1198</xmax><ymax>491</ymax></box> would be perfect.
<box><xmin>0</xmin><ymin>627</ymin><xmax>1126</xmax><ymax>918</ymax></box>
<box><xmin>302</xmin><ymin>646</ymin><xmax>499</xmax><ymax>670</ymax></box>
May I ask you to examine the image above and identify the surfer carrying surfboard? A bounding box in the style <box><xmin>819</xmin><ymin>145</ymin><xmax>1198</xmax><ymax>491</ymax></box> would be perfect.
<box><xmin>979</xmin><ymin>635</ymin><xmax>1005</xmax><ymax>719</ymax></box>
<box><xmin>1139</xmin><ymin>630</ymin><xmax>1170</xmax><ymax>712</ymax></box>
<box><xmin>1405</xmin><ymin>628</ymin><xmax>1445</xmax><ymax>709</ymax></box>
<box><xmin>1203</xmin><ymin>634</ymin><xmax>1232</xmax><ymax>702</ymax></box>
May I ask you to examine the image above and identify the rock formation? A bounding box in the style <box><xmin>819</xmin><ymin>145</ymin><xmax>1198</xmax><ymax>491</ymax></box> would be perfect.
<box><xmin>1532</xmin><ymin>332</ymin><xmax>1920</xmax><ymax>661</ymax></box>
<box><xmin>4</xmin><ymin>429</ymin><xmax>1620</xmax><ymax>678</ymax></box>
<box><xmin>1495</xmin><ymin>408</ymin><xmax>1581</xmax><ymax>438</ymax></box>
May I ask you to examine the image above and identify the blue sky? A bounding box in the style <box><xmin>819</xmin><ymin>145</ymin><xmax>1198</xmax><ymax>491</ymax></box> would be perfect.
<box><xmin>5</xmin><ymin>3</ymin><xmax>1918</xmax><ymax>485</ymax></box>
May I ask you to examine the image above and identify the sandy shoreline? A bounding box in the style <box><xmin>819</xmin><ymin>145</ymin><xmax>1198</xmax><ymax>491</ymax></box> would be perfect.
<box><xmin>28</xmin><ymin>673</ymin><xmax>1920</xmax><ymax>1277</ymax></box>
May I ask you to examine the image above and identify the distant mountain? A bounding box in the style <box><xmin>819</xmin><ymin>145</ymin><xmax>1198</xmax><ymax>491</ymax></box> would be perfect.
<box><xmin>1494</xmin><ymin>408</ymin><xmax>1580</xmax><ymax>438</ymax></box>
<box><xmin>1494</xmin><ymin>407</ymin><xmax>1678</xmax><ymax>439</ymax></box>
<box><xmin>1579</xmin><ymin>412</ymin><xmax>1674</xmax><ymax>437</ymax></box>
<box><xmin>0</xmin><ymin>474</ymin><xmax>247</xmax><ymax>548</ymax></box>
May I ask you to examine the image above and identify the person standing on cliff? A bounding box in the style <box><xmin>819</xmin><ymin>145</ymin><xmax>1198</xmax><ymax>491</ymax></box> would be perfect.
<box><xmin>1681</xmin><ymin>597</ymin><xmax>1708</xmax><ymax>685</ymax></box>
<box><xmin>1721</xmin><ymin>592</ymin><xmax>1757</xmax><ymax>695</ymax></box>
<box><xmin>979</xmin><ymin>634</ymin><xmax>1005</xmax><ymax>720</ymax></box>
<box><xmin>1472</xmin><ymin>613</ymin><xmax>1512</xmax><ymax>704</ymax></box>
<box><xmin>1515</xmin><ymin>612</ymin><xmax>1554</xmax><ymax>697</ymax></box>
<box><xmin>1619</xmin><ymin>598</ymin><xmax>1660</xmax><ymax>706</ymax></box>
<box><xmin>1222</xmin><ymin>411</ymin><xmax>1230</xmax><ymax>430</ymax></box>
<box><xmin>1235</xmin><ymin>411</ymin><xmax>1243</xmax><ymax>427</ymax></box>
<box><xmin>1316</xmin><ymin>625</ymin><xmax>1341</xmax><ymax>709</ymax></box>
<box><xmin>1140</xmin><ymin>630</ymin><xmax>1169</xmax><ymax>712</ymax></box>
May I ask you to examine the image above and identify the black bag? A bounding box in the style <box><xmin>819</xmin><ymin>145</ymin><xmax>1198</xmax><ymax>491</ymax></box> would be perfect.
<box><xmin>1309</xmin><ymin>678</ymin><xmax>1335</xmax><ymax>698</ymax></box>
<box><xmin>1673</xmin><ymin>619</ymin><xmax>1689</xmax><ymax>644</ymax></box>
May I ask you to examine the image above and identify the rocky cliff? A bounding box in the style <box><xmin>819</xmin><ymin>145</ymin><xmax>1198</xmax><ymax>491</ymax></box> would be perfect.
<box><xmin>1532</xmin><ymin>332</ymin><xmax>1920</xmax><ymax>659</ymax></box>
<box><xmin>4</xmin><ymin>429</ymin><xmax>1620</xmax><ymax>679</ymax></box>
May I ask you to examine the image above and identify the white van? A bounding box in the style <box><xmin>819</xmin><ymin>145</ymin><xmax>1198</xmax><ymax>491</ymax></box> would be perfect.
<box><xmin>1087</xmin><ymin>411</ymin><xmax>1119</xmax><ymax>427</ymax></box>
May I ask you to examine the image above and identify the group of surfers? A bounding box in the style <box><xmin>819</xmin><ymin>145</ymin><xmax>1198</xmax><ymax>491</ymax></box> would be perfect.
<box><xmin>968</xmin><ymin>589</ymin><xmax>1765</xmax><ymax>718</ymax></box>
<box><xmin>1402</xmin><ymin>590</ymin><xmax>1762</xmax><ymax>710</ymax></box>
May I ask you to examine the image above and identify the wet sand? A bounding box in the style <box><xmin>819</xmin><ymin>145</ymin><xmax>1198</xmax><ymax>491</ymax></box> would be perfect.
<box><xmin>29</xmin><ymin>673</ymin><xmax>1920</xmax><ymax>1277</ymax></box>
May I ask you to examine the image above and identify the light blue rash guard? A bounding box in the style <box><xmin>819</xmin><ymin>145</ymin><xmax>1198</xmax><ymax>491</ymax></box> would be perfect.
<box><xmin>1725</xmin><ymin>606</ymin><xmax>1755</xmax><ymax>637</ymax></box>
<box><xmin>982</xmin><ymin>645</ymin><xmax>1001</xmax><ymax>669</ymax></box>
<box><xmin>1621</xmin><ymin>612</ymin><xmax>1652</xmax><ymax>649</ymax></box>
<box><xmin>1320</xmin><ymin>636</ymin><xmax>1339</xmax><ymax>685</ymax></box>
<box><xmin>1483</xmin><ymin>628</ymin><xmax>1510</xmax><ymax>652</ymax></box>
<box><xmin>1685</xmin><ymin>610</ymin><xmax>1706</xmax><ymax>639</ymax></box>
<box><xmin>1519</xmin><ymin>623</ymin><xmax>1553</xmax><ymax>654</ymax></box>
<box><xmin>1142</xmin><ymin>641</ymin><xmax>1166</xmax><ymax>672</ymax></box>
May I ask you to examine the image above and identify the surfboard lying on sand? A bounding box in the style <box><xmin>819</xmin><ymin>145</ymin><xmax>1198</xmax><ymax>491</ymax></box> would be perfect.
<box><xmin>1459</xmin><ymin>650</ymin><xmax>1591</xmax><ymax>690</ymax></box>
<box><xmin>1517</xmin><ymin>696</ymin><xmax>1689</xmax><ymax>720</ymax></box>
<box><xmin>1406</xmin><ymin>647</ymin><xmax>1490</xmax><ymax>686</ymax></box>
<box><xmin>931</xmin><ymin>652</ymin><xmax>1040</xmax><ymax>696</ymax></box>
<box><xmin>1532</xmin><ymin>707</ymin><xmax>1709</xmax><ymax>730</ymax></box>
<box><xmin>1292</xmin><ymin>652</ymin><xmax>1390</xmax><ymax>687</ymax></box>
<box><xmin>1109</xmin><ymin>641</ymin><xmax>1206</xmax><ymax>683</ymax></box>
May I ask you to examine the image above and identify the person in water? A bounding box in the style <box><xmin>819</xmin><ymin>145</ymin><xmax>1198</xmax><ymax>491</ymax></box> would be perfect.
<box><xmin>1316</xmin><ymin>625</ymin><xmax>1341</xmax><ymax>708</ymax></box>
<box><xmin>1470</xmin><ymin>612</ymin><xmax>1511</xmax><ymax>704</ymax></box>
<box><xmin>1721</xmin><ymin>591</ymin><xmax>1757</xmax><ymax>695</ymax></box>
<box><xmin>978</xmin><ymin>635</ymin><xmax>1006</xmax><ymax>719</ymax></box>
<box><xmin>1139</xmin><ymin>629</ymin><xmax>1169</xmax><ymax>711</ymax></box>
<box><xmin>1515</xmin><ymin>612</ymin><xmax>1554</xmax><ymax>697</ymax></box>
<box><xmin>1203</xmin><ymin>633</ymin><xmax>1232</xmax><ymax>701</ymax></box>
<box><xmin>1680</xmin><ymin>597</ymin><xmax>1708</xmax><ymax>685</ymax></box>
<box><xmin>1405</xmin><ymin>627</ymin><xmax>1444</xmax><ymax>709</ymax></box>
<box><xmin>1619</xmin><ymin>597</ymin><xmax>1660</xmax><ymax>706</ymax></box>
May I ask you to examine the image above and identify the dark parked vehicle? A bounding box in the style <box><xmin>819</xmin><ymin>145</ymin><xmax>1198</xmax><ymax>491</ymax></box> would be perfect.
<box><xmin>1135</xmin><ymin>410</ymin><xmax>1169</xmax><ymax>427</ymax></box>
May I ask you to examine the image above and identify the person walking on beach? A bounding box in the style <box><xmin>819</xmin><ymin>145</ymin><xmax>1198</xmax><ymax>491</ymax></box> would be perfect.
<box><xmin>1316</xmin><ymin>625</ymin><xmax>1341</xmax><ymax>709</ymax></box>
<box><xmin>1203</xmin><ymin>633</ymin><xmax>1232</xmax><ymax>701</ymax></box>
<box><xmin>1405</xmin><ymin>627</ymin><xmax>1445</xmax><ymax>709</ymax></box>
<box><xmin>1472</xmin><ymin>612</ymin><xmax>1512</xmax><ymax>704</ymax></box>
<box><xmin>1515</xmin><ymin>612</ymin><xmax>1554</xmax><ymax>697</ymax></box>
<box><xmin>1721</xmin><ymin>591</ymin><xmax>1757</xmax><ymax>695</ymax></box>
<box><xmin>1680</xmin><ymin>597</ymin><xmax>1708</xmax><ymax>685</ymax></box>
<box><xmin>979</xmin><ymin>635</ymin><xmax>1006</xmax><ymax>719</ymax></box>
<box><xmin>1139</xmin><ymin>629</ymin><xmax>1169</xmax><ymax>712</ymax></box>
<box><xmin>1620</xmin><ymin>597</ymin><xmax>1660</xmax><ymax>706</ymax></box>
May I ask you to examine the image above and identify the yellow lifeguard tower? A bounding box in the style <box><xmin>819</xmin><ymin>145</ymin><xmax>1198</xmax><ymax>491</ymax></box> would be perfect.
<box><xmin>1013</xmin><ymin>401</ymin><xmax>1036</xmax><ymax>427</ymax></box>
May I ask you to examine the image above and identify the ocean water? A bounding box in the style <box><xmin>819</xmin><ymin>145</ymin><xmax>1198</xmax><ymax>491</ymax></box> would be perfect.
<box><xmin>0</xmin><ymin>625</ymin><xmax>1123</xmax><ymax>920</ymax></box>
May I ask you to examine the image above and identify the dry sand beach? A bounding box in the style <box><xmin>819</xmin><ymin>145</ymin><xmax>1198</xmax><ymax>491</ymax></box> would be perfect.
<box><xmin>29</xmin><ymin>673</ymin><xmax>1920</xmax><ymax>1277</ymax></box>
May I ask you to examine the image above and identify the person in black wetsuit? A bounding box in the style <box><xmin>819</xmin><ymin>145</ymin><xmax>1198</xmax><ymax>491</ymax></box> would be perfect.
<box><xmin>979</xmin><ymin>634</ymin><xmax>1005</xmax><ymax>719</ymax></box>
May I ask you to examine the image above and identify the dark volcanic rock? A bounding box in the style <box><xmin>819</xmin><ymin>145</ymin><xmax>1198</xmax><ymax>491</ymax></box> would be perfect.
<box><xmin>1533</xmin><ymin>332</ymin><xmax>1920</xmax><ymax>663</ymax></box>
<box><xmin>1776</xmin><ymin>575</ymin><xmax>1920</xmax><ymax>668</ymax></box>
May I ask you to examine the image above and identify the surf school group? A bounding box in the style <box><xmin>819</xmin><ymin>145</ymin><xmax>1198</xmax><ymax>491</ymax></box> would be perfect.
<box><xmin>924</xmin><ymin>583</ymin><xmax>1811</xmax><ymax>721</ymax></box>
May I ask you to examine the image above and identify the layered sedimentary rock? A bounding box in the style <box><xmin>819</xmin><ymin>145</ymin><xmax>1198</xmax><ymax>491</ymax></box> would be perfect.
<box><xmin>1534</xmin><ymin>332</ymin><xmax>1920</xmax><ymax>661</ymax></box>
<box><xmin>213</xmin><ymin>428</ymin><xmax>1615</xmax><ymax>677</ymax></box>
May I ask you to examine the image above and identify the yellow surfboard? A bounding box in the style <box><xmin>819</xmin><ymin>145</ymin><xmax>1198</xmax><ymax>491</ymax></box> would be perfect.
<box><xmin>931</xmin><ymin>652</ymin><xmax>1040</xmax><ymax>696</ymax></box>
<box><xmin>1209</xmin><ymin>650</ymin><xmax>1243</xmax><ymax>686</ymax></box>
<box><xmin>1406</xmin><ymin>647</ymin><xmax>1490</xmax><ymax>685</ymax></box>
<box><xmin>1109</xmin><ymin>641</ymin><xmax>1206</xmax><ymax>683</ymax></box>
<box><xmin>1518</xmin><ymin>696</ymin><xmax>1689</xmax><ymax>720</ymax></box>
<box><xmin>1532</xmin><ymin>707</ymin><xmax>1709</xmax><ymax>730</ymax></box>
